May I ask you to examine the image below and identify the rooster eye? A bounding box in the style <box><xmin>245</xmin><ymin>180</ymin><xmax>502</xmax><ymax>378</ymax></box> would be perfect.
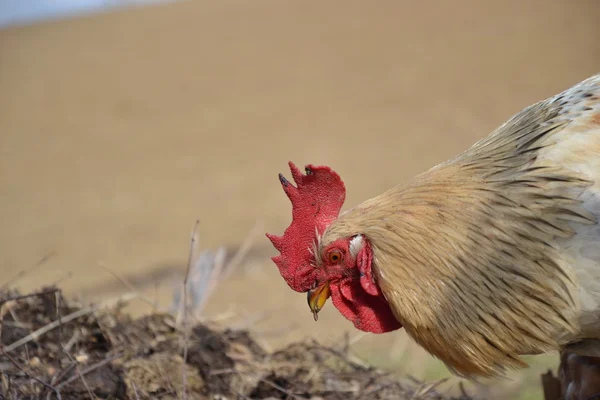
<box><xmin>328</xmin><ymin>250</ymin><xmax>342</xmax><ymax>264</ymax></box>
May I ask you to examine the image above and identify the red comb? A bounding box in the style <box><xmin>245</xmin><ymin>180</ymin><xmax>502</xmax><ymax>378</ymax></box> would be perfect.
<box><xmin>266</xmin><ymin>161</ymin><xmax>346</xmax><ymax>292</ymax></box>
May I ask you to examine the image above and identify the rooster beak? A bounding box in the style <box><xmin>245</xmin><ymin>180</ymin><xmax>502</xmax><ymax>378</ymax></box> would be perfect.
<box><xmin>307</xmin><ymin>281</ymin><xmax>331</xmax><ymax>321</ymax></box>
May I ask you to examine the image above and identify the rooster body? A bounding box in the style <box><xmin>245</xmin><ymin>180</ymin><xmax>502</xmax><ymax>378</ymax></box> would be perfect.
<box><xmin>267</xmin><ymin>74</ymin><xmax>600</xmax><ymax>379</ymax></box>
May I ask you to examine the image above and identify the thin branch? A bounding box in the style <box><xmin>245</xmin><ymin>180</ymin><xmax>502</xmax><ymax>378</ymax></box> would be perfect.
<box><xmin>131</xmin><ymin>381</ymin><xmax>141</xmax><ymax>400</ymax></box>
<box><xmin>64</xmin><ymin>330</ymin><xmax>80</xmax><ymax>353</ymax></box>
<box><xmin>50</xmin><ymin>271</ymin><xmax>73</xmax><ymax>288</ymax></box>
<box><xmin>24</xmin><ymin>344</ymin><xmax>33</xmax><ymax>396</ymax></box>
<box><xmin>413</xmin><ymin>378</ymin><xmax>449</xmax><ymax>398</ymax></box>
<box><xmin>97</xmin><ymin>262</ymin><xmax>158</xmax><ymax>310</ymax></box>
<box><xmin>3</xmin><ymin>307</ymin><xmax>93</xmax><ymax>355</ymax></box>
<box><xmin>50</xmin><ymin>362</ymin><xmax>76</xmax><ymax>387</ymax></box>
<box><xmin>0</xmin><ymin>348</ymin><xmax>61</xmax><ymax>399</ymax></box>
<box><xmin>182</xmin><ymin>219</ymin><xmax>199</xmax><ymax>400</ymax></box>
<box><xmin>54</xmin><ymin>353</ymin><xmax>122</xmax><ymax>391</ymax></box>
<box><xmin>0</xmin><ymin>251</ymin><xmax>56</xmax><ymax>292</ymax></box>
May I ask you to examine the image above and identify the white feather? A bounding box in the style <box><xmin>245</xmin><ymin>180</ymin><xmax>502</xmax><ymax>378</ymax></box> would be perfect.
<box><xmin>536</xmin><ymin>74</ymin><xmax>600</xmax><ymax>340</ymax></box>
<box><xmin>349</xmin><ymin>234</ymin><xmax>364</xmax><ymax>259</ymax></box>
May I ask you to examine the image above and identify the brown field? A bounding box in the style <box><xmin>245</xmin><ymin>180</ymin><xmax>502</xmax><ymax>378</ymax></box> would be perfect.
<box><xmin>1</xmin><ymin>0</ymin><xmax>599</xmax><ymax>398</ymax></box>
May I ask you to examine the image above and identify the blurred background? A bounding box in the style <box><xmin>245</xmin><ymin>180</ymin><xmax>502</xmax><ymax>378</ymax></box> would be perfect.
<box><xmin>1</xmin><ymin>0</ymin><xmax>599</xmax><ymax>398</ymax></box>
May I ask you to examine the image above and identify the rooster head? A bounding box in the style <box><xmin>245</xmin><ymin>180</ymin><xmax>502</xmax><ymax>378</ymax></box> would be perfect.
<box><xmin>266</xmin><ymin>162</ymin><xmax>401</xmax><ymax>333</ymax></box>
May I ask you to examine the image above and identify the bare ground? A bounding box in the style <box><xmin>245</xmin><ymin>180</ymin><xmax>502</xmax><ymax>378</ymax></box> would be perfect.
<box><xmin>0</xmin><ymin>287</ymin><xmax>477</xmax><ymax>399</ymax></box>
<box><xmin>1</xmin><ymin>1</ymin><xmax>599</xmax><ymax>398</ymax></box>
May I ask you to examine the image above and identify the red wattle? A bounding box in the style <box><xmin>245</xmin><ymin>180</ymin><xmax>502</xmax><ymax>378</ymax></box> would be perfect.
<box><xmin>330</xmin><ymin>279</ymin><xmax>402</xmax><ymax>334</ymax></box>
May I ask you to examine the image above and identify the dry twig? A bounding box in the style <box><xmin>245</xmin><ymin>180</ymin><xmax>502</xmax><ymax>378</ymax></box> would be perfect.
<box><xmin>54</xmin><ymin>353</ymin><xmax>122</xmax><ymax>391</ymax></box>
<box><xmin>182</xmin><ymin>219</ymin><xmax>199</xmax><ymax>400</ymax></box>
<box><xmin>97</xmin><ymin>262</ymin><xmax>158</xmax><ymax>310</ymax></box>
<box><xmin>0</xmin><ymin>251</ymin><xmax>56</xmax><ymax>292</ymax></box>
<box><xmin>131</xmin><ymin>380</ymin><xmax>141</xmax><ymax>400</ymax></box>
<box><xmin>413</xmin><ymin>378</ymin><xmax>449</xmax><ymax>398</ymax></box>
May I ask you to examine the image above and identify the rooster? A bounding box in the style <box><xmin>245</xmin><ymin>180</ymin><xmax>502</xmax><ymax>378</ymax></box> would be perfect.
<box><xmin>266</xmin><ymin>74</ymin><xmax>600</xmax><ymax>390</ymax></box>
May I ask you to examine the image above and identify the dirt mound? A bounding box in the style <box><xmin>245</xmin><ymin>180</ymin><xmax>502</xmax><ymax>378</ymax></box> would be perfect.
<box><xmin>0</xmin><ymin>287</ymin><xmax>475</xmax><ymax>399</ymax></box>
